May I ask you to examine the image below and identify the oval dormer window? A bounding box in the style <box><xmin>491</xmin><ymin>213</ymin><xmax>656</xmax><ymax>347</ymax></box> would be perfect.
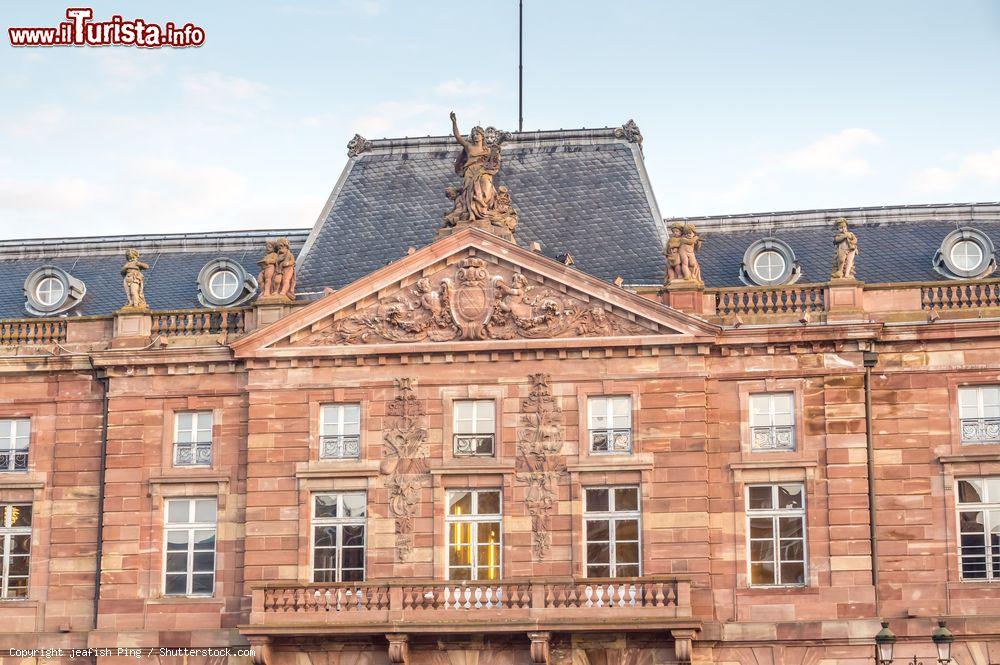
<box><xmin>934</xmin><ymin>228</ymin><xmax>996</xmax><ymax>280</ymax></box>
<box><xmin>197</xmin><ymin>259</ymin><xmax>257</xmax><ymax>307</ymax></box>
<box><xmin>23</xmin><ymin>266</ymin><xmax>86</xmax><ymax>316</ymax></box>
<box><xmin>741</xmin><ymin>238</ymin><xmax>801</xmax><ymax>286</ymax></box>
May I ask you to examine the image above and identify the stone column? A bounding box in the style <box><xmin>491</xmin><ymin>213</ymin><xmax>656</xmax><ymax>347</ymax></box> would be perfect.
<box><xmin>660</xmin><ymin>280</ymin><xmax>705</xmax><ymax>315</ymax></box>
<box><xmin>528</xmin><ymin>632</ymin><xmax>551</xmax><ymax>664</ymax></box>
<box><xmin>386</xmin><ymin>633</ymin><xmax>409</xmax><ymax>665</ymax></box>
<box><xmin>671</xmin><ymin>628</ymin><xmax>697</xmax><ymax>664</ymax></box>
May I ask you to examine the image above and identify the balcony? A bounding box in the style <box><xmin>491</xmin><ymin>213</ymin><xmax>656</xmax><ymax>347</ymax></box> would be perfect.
<box><xmin>961</xmin><ymin>418</ymin><xmax>1000</xmax><ymax>444</ymax></box>
<box><xmin>244</xmin><ymin>576</ymin><xmax>695</xmax><ymax>637</ymax></box>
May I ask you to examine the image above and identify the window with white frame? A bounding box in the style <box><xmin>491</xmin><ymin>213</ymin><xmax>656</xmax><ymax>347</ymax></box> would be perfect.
<box><xmin>958</xmin><ymin>386</ymin><xmax>1000</xmax><ymax>444</ymax></box>
<box><xmin>453</xmin><ymin>400</ymin><xmax>495</xmax><ymax>456</ymax></box>
<box><xmin>174</xmin><ymin>412</ymin><xmax>212</xmax><ymax>467</ymax></box>
<box><xmin>957</xmin><ymin>477</ymin><xmax>1000</xmax><ymax>581</ymax></box>
<box><xmin>0</xmin><ymin>504</ymin><xmax>31</xmax><ymax>599</ymax></box>
<box><xmin>312</xmin><ymin>493</ymin><xmax>366</xmax><ymax>582</ymax></box>
<box><xmin>164</xmin><ymin>498</ymin><xmax>216</xmax><ymax>596</ymax></box>
<box><xmin>749</xmin><ymin>393</ymin><xmax>795</xmax><ymax>451</ymax></box>
<box><xmin>0</xmin><ymin>419</ymin><xmax>29</xmax><ymax>472</ymax></box>
<box><xmin>746</xmin><ymin>484</ymin><xmax>806</xmax><ymax>586</ymax></box>
<box><xmin>584</xmin><ymin>486</ymin><xmax>640</xmax><ymax>578</ymax></box>
<box><xmin>447</xmin><ymin>489</ymin><xmax>501</xmax><ymax>581</ymax></box>
<box><xmin>588</xmin><ymin>396</ymin><xmax>632</xmax><ymax>454</ymax></box>
<box><xmin>320</xmin><ymin>404</ymin><xmax>361</xmax><ymax>460</ymax></box>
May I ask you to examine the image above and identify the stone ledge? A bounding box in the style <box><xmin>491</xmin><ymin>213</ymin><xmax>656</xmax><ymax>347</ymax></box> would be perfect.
<box><xmin>939</xmin><ymin>452</ymin><xmax>1000</xmax><ymax>465</ymax></box>
<box><xmin>429</xmin><ymin>464</ymin><xmax>516</xmax><ymax>476</ymax></box>
<box><xmin>148</xmin><ymin>473</ymin><xmax>230</xmax><ymax>496</ymax></box>
<box><xmin>294</xmin><ymin>461</ymin><xmax>382</xmax><ymax>479</ymax></box>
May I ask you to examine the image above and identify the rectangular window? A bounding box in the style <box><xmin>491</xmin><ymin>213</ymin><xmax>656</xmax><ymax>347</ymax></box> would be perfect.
<box><xmin>164</xmin><ymin>498</ymin><xmax>216</xmax><ymax>596</ymax></box>
<box><xmin>453</xmin><ymin>400</ymin><xmax>495</xmax><ymax>457</ymax></box>
<box><xmin>956</xmin><ymin>477</ymin><xmax>1000</xmax><ymax>581</ymax></box>
<box><xmin>0</xmin><ymin>419</ymin><xmax>29</xmax><ymax>472</ymax></box>
<box><xmin>0</xmin><ymin>504</ymin><xmax>31</xmax><ymax>599</ymax></box>
<box><xmin>746</xmin><ymin>484</ymin><xmax>807</xmax><ymax>586</ymax></box>
<box><xmin>588</xmin><ymin>396</ymin><xmax>632</xmax><ymax>454</ymax></box>
<box><xmin>320</xmin><ymin>404</ymin><xmax>361</xmax><ymax>459</ymax></box>
<box><xmin>749</xmin><ymin>393</ymin><xmax>795</xmax><ymax>451</ymax></box>
<box><xmin>312</xmin><ymin>492</ymin><xmax>366</xmax><ymax>582</ymax></box>
<box><xmin>446</xmin><ymin>489</ymin><xmax>501</xmax><ymax>581</ymax></box>
<box><xmin>584</xmin><ymin>486</ymin><xmax>640</xmax><ymax>578</ymax></box>
<box><xmin>173</xmin><ymin>412</ymin><xmax>213</xmax><ymax>467</ymax></box>
<box><xmin>958</xmin><ymin>386</ymin><xmax>1000</xmax><ymax>444</ymax></box>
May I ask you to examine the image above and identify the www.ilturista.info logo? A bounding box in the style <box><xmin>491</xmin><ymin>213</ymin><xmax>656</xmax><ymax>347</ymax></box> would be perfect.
<box><xmin>8</xmin><ymin>8</ymin><xmax>205</xmax><ymax>48</ymax></box>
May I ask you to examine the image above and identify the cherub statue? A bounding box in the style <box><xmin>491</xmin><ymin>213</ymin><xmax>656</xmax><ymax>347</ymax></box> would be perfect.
<box><xmin>274</xmin><ymin>237</ymin><xmax>296</xmax><ymax>299</ymax></box>
<box><xmin>679</xmin><ymin>223</ymin><xmax>703</xmax><ymax>283</ymax></box>
<box><xmin>491</xmin><ymin>185</ymin><xmax>519</xmax><ymax>234</ymax></box>
<box><xmin>257</xmin><ymin>240</ymin><xmax>279</xmax><ymax>297</ymax></box>
<box><xmin>830</xmin><ymin>217</ymin><xmax>859</xmax><ymax>280</ymax></box>
<box><xmin>663</xmin><ymin>222</ymin><xmax>684</xmax><ymax>283</ymax></box>
<box><xmin>120</xmin><ymin>249</ymin><xmax>149</xmax><ymax>309</ymax></box>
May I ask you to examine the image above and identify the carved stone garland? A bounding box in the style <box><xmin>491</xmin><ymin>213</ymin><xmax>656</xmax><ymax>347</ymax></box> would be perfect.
<box><xmin>515</xmin><ymin>373</ymin><xmax>567</xmax><ymax>559</ymax></box>
<box><xmin>306</xmin><ymin>257</ymin><xmax>648</xmax><ymax>346</ymax></box>
<box><xmin>380</xmin><ymin>378</ymin><xmax>429</xmax><ymax>561</ymax></box>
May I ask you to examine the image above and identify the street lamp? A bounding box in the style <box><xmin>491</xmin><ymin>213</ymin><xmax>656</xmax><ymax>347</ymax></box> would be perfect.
<box><xmin>873</xmin><ymin>620</ymin><xmax>953</xmax><ymax>665</ymax></box>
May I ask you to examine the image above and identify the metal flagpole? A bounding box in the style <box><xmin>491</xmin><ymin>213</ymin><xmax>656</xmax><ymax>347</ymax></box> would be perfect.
<box><xmin>518</xmin><ymin>0</ymin><xmax>523</xmax><ymax>132</ymax></box>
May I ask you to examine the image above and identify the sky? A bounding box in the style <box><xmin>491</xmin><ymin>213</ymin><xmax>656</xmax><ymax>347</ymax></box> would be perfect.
<box><xmin>1</xmin><ymin>0</ymin><xmax>999</xmax><ymax>240</ymax></box>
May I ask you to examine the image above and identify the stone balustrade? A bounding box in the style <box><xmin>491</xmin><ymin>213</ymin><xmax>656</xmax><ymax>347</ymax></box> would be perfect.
<box><xmin>710</xmin><ymin>284</ymin><xmax>826</xmax><ymax>317</ymax></box>
<box><xmin>248</xmin><ymin>576</ymin><xmax>692</xmax><ymax>634</ymax></box>
<box><xmin>150</xmin><ymin>307</ymin><xmax>249</xmax><ymax>337</ymax></box>
<box><xmin>0</xmin><ymin>318</ymin><xmax>67</xmax><ymax>346</ymax></box>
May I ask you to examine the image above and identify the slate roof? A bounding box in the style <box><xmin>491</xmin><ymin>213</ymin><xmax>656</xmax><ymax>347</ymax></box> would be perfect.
<box><xmin>679</xmin><ymin>203</ymin><xmax>1000</xmax><ymax>287</ymax></box>
<box><xmin>296</xmin><ymin>128</ymin><xmax>665</xmax><ymax>292</ymax></box>
<box><xmin>0</xmin><ymin>231</ymin><xmax>307</xmax><ymax>318</ymax></box>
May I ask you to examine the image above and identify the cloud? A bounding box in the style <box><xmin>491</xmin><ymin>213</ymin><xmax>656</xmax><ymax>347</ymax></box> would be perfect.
<box><xmin>98</xmin><ymin>50</ymin><xmax>164</xmax><ymax>89</ymax></box>
<box><xmin>0</xmin><ymin>105</ymin><xmax>68</xmax><ymax>139</ymax></box>
<box><xmin>434</xmin><ymin>80</ymin><xmax>499</xmax><ymax>97</ymax></box>
<box><xmin>905</xmin><ymin>148</ymin><xmax>1000</xmax><ymax>195</ymax></box>
<box><xmin>0</xmin><ymin>176</ymin><xmax>108</xmax><ymax>215</ymax></box>
<box><xmin>179</xmin><ymin>71</ymin><xmax>269</xmax><ymax>112</ymax></box>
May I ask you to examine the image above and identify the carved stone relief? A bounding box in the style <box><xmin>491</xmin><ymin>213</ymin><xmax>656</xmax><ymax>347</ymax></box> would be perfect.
<box><xmin>300</xmin><ymin>257</ymin><xmax>651</xmax><ymax>346</ymax></box>
<box><xmin>614</xmin><ymin>119</ymin><xmax>643</xmax><ymax>149</ymax></box>
<box><xmin>515</xmin><ymin>373</ymin><xmax>567</xmax><ymax>559</ymax></box>
<box><xmin>347</xmin><ymin>133</ymin><xmax>373</xmax><ymax>158</ymax></box>
<box><xmin>381</xmin><ymin>378</ymin><xmax>429</xmax><ymax>561</ymax></box>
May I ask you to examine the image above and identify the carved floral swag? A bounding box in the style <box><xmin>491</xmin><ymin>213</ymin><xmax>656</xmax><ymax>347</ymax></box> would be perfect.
<box><xmin>380</xmin><ymin>378</ymin><xmax>429</xmax><ymax>561</ymax></box>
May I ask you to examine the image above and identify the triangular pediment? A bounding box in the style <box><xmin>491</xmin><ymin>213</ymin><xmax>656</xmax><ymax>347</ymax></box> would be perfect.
<box><xmin>232</xmin><ymin>229</ymin><xmax>718</xmax><ymax>358</ymax></box>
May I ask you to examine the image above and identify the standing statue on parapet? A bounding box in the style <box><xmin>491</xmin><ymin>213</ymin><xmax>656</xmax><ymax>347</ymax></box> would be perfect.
<box><xmin>830</xmin><ymin>217</ymin><xmax>859</xmax><ymax>280</ymax></box>
<box><xmin>121</xmin><ymin>249</ymin><xmax>150</xmax><ymax>309</ymax></box>
<box><xmin>440</xmin><ymin>112</ymin><xmax>518</xmax><ymax>241</ymax></box>
<box><xmin>257</xmin><ymin>240</ymin><xmax>279</xmax><ymax>297</ymax></box>
<box><xmin>274</xmin><ymin>237</ymin><xmax>297</xmax><ymax>300</ymax></box>
<box><xmin>679</xmin><ymin>224</ymin><xmax>703</xmax><ymax>283</ymax></box>
<box><xmin>664</xmin><ymin>222</ymin><xmax>684</xmax><ymax>283</ymax></box>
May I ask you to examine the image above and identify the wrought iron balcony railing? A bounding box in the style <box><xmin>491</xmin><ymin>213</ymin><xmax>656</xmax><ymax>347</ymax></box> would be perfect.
<box><xmin>454</xmin><ymin>434</ymin><xmax>495</xmax><ymax>456</ymax></box>
<box><xmin>173</xmin><ymin>441</ymin><xmax>212</xmax><ymax>466</ymax></box>
<box><xmin>589</xmin><ymin>429</ymin><xmax>632</xmax><ymax>454</ymax></box>
<box><xmin>961</xmin><ymin>418</ymin><xmax>1000</xmax><ymax>444</ymax></box>
<box><xmin>320</xmin><ymin>435</ymin><xmax>361</xmax><ymax>460</ymax></box>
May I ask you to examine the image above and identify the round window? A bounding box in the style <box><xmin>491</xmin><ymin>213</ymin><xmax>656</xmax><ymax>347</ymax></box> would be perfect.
<box><xmin>208</xmin><ymin>269</ymin><xmax>239</xmax><ymax>301</ymax></box>
<box><xmin>35</xmin><ymin>276</ymin><xmax>65</xmax><ymax>307</ymax></box>
<box><xmin>950</xmin><ymin>239</ymin><xmax>984</xmax><ymax>272</ymax></box>
<box><xmin>753</xmin><ymin>251</ymin><xmax>786</xmax><ymax>282</ymax></box>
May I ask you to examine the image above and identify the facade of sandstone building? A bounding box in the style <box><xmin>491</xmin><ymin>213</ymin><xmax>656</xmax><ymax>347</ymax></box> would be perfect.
<box><xmin>1</xmin><ymin>126</ymin><xmax>1000</xmax><ymax>665</ymax></box>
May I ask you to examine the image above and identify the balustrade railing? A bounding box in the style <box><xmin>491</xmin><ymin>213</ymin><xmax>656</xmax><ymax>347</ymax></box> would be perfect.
<box><xmin>711</xmin><ymin>285</ymin><xmax>825</xmax><ymax>316</ymax></box>
<box><xmin>0</xmin><ymin>318</ymin><xmax>67</xmax><ymax>346</ymax></box>
<box><xmin>151</xmin><ymin>308</ymin><xmax>248</xmax><ymax>337</ymax></box>
<box><xmin>961</xmin><ymin>417</ymin><xmax>1000</xmax><ymax>444</ymax></box>
<box><xmin>921</xmin><ymin>280</ymin><xmax>1000</xmax><ymax>311</ymax></box>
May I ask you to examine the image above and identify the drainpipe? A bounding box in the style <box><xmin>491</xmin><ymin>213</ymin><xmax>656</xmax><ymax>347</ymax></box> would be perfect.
<box><xmin>91</xmin><ymin>372</ymin><xmax>109</xmax><ymax>631</ymax></box>
<box><xmin>863</xmin><ymin>350</ymin><xmax>880</xmax><ymax>614</ymax></box>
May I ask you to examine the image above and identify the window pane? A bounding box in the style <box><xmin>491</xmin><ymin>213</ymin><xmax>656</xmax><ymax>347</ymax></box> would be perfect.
<box><xmin>616</xmin><ymin>564</ymin><xmax>640</xmax><ymax>578</ymax></box>
<box><xmin>586</xmin><ymin>520</ymin><xmax>609</xmax><ymax>541</ymax></box>
<box><xmin>611</xmin><ymin>397</ymin><xmax>631</xmax><ymax>427</ymax></box>
<box><xmin>477</xmin><ymin>521</ymin><xmax>500</xmax><ymax>543</ymax></box>
<box><xmin>8</xmin><ymin>556</ymin><xmax>29</xmax><ymax>576</ymax></box>
<box><xmin>166</xmin><ymin>501</ymin><xmax>189</xmax><ymax>524</ymax></box>
<box><xmin>194</xmin><ymin>499</ymin><xmax>216</xmax><ymax>523</ymax></box>
<box><xmin>165</xmin><ymin>552</ymin><xmax>188</xmax><ymax>573</ymax></box>
<box><xmin>749</xmin><ymin>395</ymin><xmax>770</xmax><ymax>425</ymax></box>
<box><xmin>6</xmin><ymin>578</ymin><xmax>28</xmax><ymax>598</ymax></box>
<box><xmin>342</xmin><ymin>568</ymin><xmax>364</xmax><ymax>582</ymax></box>
<box><xmin>341</xmin><ymin>547</ymin><xmax>364</xmax><ymax>569</ymax></box>
<box><xmin>164</xmin><ymin>574</ymin><xmax>187</xmax><ymax>595</ymax></box>
<box><xmin>314</xmin><ymin>526</ymin><xmax>336</xmax><ymax>547</ymax></box>
<box><xmin>315</xmin><ymin>495</ymin><xmax>338</xmax><ymax>518</ymax></box>
<box><xmin>587</xmin><ymin>565</ymin><xmax>611</xmax><ymax>578</ymax></box>
<box><xmin>314</xmin><ymin>547</ymin><xmax>336</xmax><ymax>571</ymax></box>
<box><xmin>450</xmin><ymin>567</ymin><xmax>472</xmax><ymax>581</ymax></box>
<box><xmin>587</xmin><ymin>542</ymin><xmax>610</xmax><ymax>564</ymax></box>
<box><xmin>987</xmin><ymin>479</ymin><xmax>1000</xmax><ymax>503</ymax></box>
<box><xmin>750</xmin><ymin>540</ymin><xmax>774</xmax><ymax>562</ymax></box>
<box><xmin>585</xmin><ymin>489</ymin><xmax>609</xmax><ymax>512</ymax></box>
<box><xmin>748</xmin><ymin>486</ymin><xmax>772</xmax><ymax>510</ymax></box>
<box><xmin>9</xmin><ymin>505</ymin><xmax>31</xmax><ymax>528</ymax></box>
<box><xmin>777</xmin><ymin>485</ymin><xmax>803</xmax><ymax>509</ymax></box>
<box><xmin>342</xmin><ymin>494</ymin><xmax>366</xmax><ymax>519</ymax></box>
<box><xmin>959</xmin><ymin>480</ymin><xmax>984</xmax><ymax>504</ymax></box>
<box><xmin>779</xmin><ymin>539</ymin><xmax>804</xmax><ymax>561</ymax></box>
<box><xmin>448</xmin><ymin>491</ymin><xmax>473</xmax><ymax>516</ymax></box>
<box><xmin>589</xmin><ymin>398</ymin><xmax>607</xmax><ymax>428</ymax></box>
<box><xmin>749</xmin><ymin>518</ymin><xmax>773</xmax><ymax>539</ymax></box>
<box><xmin>10</xmin><ymin>534</ymin><xmax>30</xmax><ymax>555</ymax></box>
<box><xmin>193</xmin><ymin>530</ymin><xmax>215</xmax><ymax>550</ymax></box>
<box><xmin>14</xmin><ymin>420</ymin><xmax>29</xmax><ymax>438</ymax></box>
<box><xmin>614</xmin><ymin>487</ymin><xmax>638</xmax><ymax>512</ymax></box>
<box><xmin>778</xmin><ymin>517</ymin><xmax>803</xmax><ymax>539</ymax></box>
<box><xmin>616</xmin><ymin>542</ymin><xmax>639</xmax><ymax>565</ymax></box>
<box><xmin>751</xmin><ymin>562</ymin><xmax>775</xmax><ymax>585</ymax></box>
<box><xmin>342</xmin><ymin>525</ymin><xmax>365</xmax><ymax>547</ymax></box>
<box><xmin>191</xmin><ymin>573</ymin><xmax>214</xmax><ymax>594</ymax></box>
<box><xmin>477</xmin><ymin>491</ymin><xmax>501</xmax><ymax>515</ymax></box>
<box><xmin>615</xmin><ymin>519</ymin><xmax>638</xmax><ymax>541</ymax></box>
<box><xmin>454</xmin><ymin>401</ymin><xmax>473</xmax><ymax>421</ymax></box>
<box><xmin>780</xmin><ymin>561</ymin><xmax>805</xmax><ymax>585</ymax></box>
<box><xmin>192</xmin><ymin>551</ymin><xmax>215</xmax><ymax>572</ymax></box>
<box><xmin>166</xmin><ymin>530</ymin><xmax>189</xmax><ymax>551</ymax></box>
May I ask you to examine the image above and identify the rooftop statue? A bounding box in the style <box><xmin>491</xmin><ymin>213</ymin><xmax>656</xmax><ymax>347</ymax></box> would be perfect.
<box><xmin>439</xmin><ymin>112</ymin><xmax>518</xmax><ymax>241</ymax></box>
<box><xmin>120</xmin><ymin>249</ymin><xmax>149</xmax><ymax>310</ymax></box>
<box><xmin>830</xmin><ymin>217</ymin><xmax>859</xmax><ymax>280</ymax></box>
<box><xmin>256</xmin><ymin>237</ymin><xmax>297</xmax><ymax>302</ymax></box>
<box><xmin>664</xmin><ymin>223</ymin><xmax>703</xmax><ymax>285</ymax></box>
